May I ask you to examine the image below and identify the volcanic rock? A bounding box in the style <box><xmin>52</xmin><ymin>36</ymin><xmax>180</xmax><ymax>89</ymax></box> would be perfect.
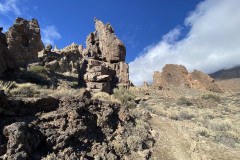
<box><xmin>5</xmin><ymin>17</ymin><xmax>44</xmax><ymax>66</ymax></box>
<box><xmin>153</xmin><ymin>64</ymin><xmax>223</xmax><ymax>92</ymax></box>
<box><xmin>0</xmin><ymin>27</ymin><xmax>18</xmax><ymax>78</ymax></box>
<box><xmin>0</xmin><ymin>95</ymin><xmax>153</xmax><ymax>159</ymax></box>
<box><xmin>94</xmin><ymin>18</ymin><xmax>126</xmax><ymax>63</ymax></box>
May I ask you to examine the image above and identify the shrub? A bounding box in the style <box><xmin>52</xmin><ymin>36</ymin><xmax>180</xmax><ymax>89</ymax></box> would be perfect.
<box><xmin>177</xmin><ymin>97</ymin><xmax>192</xmax><ymax>106</ymax></box>
<box><xmin>195</xmin><ymin>127</ymin><xmax>209</xmax><ymax>137</ymax></box>
<box><xmin>9</xmin><ymin>83</ymin><xmax>40</xmax><ymax>97</ymax></box>
<box><xmin>28</xmin><ymin>65</ymin><xmax>49</xmax><ymax>75</ymax></box>
<box><xmin>92</xmin><ymin>92</ymin><xmax>111</xmax><ymax>101</ymax></box>
<box><xmin>18</xmin><ymin>69</ymin><xmax>50</xmax><ymax>85</ymax></box>
<box><xmin>0</xmin><ymin>81</ymin><xmax>17</xmax><ymax>95</ymax></box>
<box><xmin>201</xmin><ymin>94</ymin><xmax>221</xmax><ymax>103</ymax></box>
<box><xmin>112</xmin><ymin>87</ymin><xmax>136</xmax><ymax>108</ymax></box>
<box><xmin>179</xmin><ymin>111</ymin><xmax>195</xmax><ymax>120</ymax></box>
<box><xmin>167</xmin><ymin>112</ymin><xmax>180</xmax><ymax>120</ymax></box>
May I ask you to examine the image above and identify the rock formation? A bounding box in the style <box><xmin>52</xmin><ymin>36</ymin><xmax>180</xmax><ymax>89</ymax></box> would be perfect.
<box><xmin>0</xmin><ymin>90</ymin><xmax>153</xmax><ymax>159</ymax></box>
<box><xmin>0</xmin><ymin>27</ymin><xmax>18</xmax><ymax>78</ymax></box>
<box><xmin>82</xmin><ymin>18</ymin><xmax>129</xmax><ymax>93</ymax></box>
<box><xmin>34</xmin><ymin>18</ymin><xmax>130</xmax><ymax>93</ymax></box>
<box><xmin>153</xmin><ymin>64</ymin><xmax>223</xmax><ymax>93</ymax></box>
<box><xmin>38</xmin><ymin>42</ymin><xmax>82</xmax><ymax>76</ymax></box>
<box><xmin>5</xmin><ymin>17</ymin><xmax>44</xmax><ymax>66</ymax></box>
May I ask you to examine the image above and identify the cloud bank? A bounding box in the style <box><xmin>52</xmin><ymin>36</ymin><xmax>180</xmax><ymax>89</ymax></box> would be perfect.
<box><xmin>129</xmin><ymin>0</ymin><xmax>240</xmax><ymax>87</ymax></box>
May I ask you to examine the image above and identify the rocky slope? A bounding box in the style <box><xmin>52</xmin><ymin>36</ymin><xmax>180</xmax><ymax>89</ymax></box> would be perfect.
<box><xmin>209</xmin><ymin>66</ymin><xmax>240</xmax><ymax>80</ymax></box>
<box><xmin>0</xmin><ymin>90</ymin><xmax>153</xmax><ymax>160</ymax></box>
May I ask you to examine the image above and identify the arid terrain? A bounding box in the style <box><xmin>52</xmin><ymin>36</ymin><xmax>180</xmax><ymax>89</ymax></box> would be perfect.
<box><xmin>0</xmin><ymin>17</ymin><xmax>240</xmax><ymax>160</ymax></box>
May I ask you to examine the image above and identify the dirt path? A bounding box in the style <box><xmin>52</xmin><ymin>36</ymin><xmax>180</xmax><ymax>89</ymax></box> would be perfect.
<box><xmin>148</xmin><ymin>115</ymin><xmax>192</xmax><ymax>160</ymax></box>
<box><xmin>148</xmin><ymin>115</ymin><xmax>240</xmax><ymax>160</ymax></box>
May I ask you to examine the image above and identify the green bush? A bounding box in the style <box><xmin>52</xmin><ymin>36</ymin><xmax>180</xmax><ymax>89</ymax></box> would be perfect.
<box><xmin>18</xmin><ymin>69</ymin><xmax>50</xmax><ymax>85</ymax></box>
<box><xmin>113</xmin><ymin>87</ymin><xmax>136</xmax><ymax>108</ymax></box>
<box><xmin>177</xmin><ymin>97</ymin><xmax>192</xmax><ymax>106</ymax></box>
<box><xmin>29</xmin><ymin>65</ymin><xmax>49</xmax><ymax>75</ymax></box>
<box><xmin>201</xmin><ymin>94</ymin><xmax>221</xmax><ymax>102</ymax></box>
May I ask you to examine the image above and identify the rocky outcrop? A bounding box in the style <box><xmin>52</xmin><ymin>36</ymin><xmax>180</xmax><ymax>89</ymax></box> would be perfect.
<box><xmin>0</xmin><ymin>92</ymin><xmax>153</xmax><ymax>159</ymax></box>
<box><xmin>82</xmin><ymin>18</ymin><xmax>130</xmax><ymax>93</ymax></box>
<box><xmin>0</xmin><ymin>27</ymin><xmax>18</xmax><ymax>78</ymax></box>
<box><xmin>34</xmin><ymin>18</ymin><xmax>130</xmax><ymax>93</ymax></box>
<box><xmin>37</xmin><ymin>42</ymin><xmax>82</xmax><ymax>77</ymax></box>
<box><xmin>5</xmin><ymin>17</ymin><xmax>44</xmax><ymax>66</ymax></box>
<box><xmin>153</xmin><ymin>64</ymin><xmax>223</xmax><ymax>93</ymax></box>
<box><xmin>94</xmin><ymin>18</ymin><xmax>126</xmax><ymax>62</ymax></box>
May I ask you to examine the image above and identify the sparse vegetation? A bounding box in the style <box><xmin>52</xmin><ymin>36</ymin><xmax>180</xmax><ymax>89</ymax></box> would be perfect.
<box><xmin>113</xmin><ymin>87</ymin><xmax>136</xmax><ymax>108</ymax></box>
<box><xmin>176</xmin><ymin>96</ymin><xmax>192</xmax><ymax>106</ymax></box>
<box><xmin>0</xmin><ymin>81</ymin><xmax>17</xmax><ymax>95</ymax></box>
<box><xmin>92</xmin><ymin>92</ymin><xmax>112</xmax><ymax>101</ymax></box>
<box><xmin>18</xmin><ymin>68</ymin><xmax>50</xmax><ymax>85</ymax></box>
<box><xmin>201</xmin><ymin>93</ymin><xmax>221</xmax><ymax>102</ymax></box>
<box><xmin>9</xmin><ymin>83</ymin><xmax>40</xmax><ymax>97</ymax></box>
<box><xmin>28</xmin><ymin>65</ymin><xmax>49</xmax><ymax>75</ymax></box>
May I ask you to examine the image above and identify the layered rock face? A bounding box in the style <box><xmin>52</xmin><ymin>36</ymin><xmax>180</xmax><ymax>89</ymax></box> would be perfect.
<box><xmin>153</xmin><ymin>64</ymin><xmax>223</xmax><ymax>92</ymax></box>
<box><xmin>5</xmin><ymin>17</ymin><xmax>44</xmax><ymax>66</ymax></box>
<box><xmin>83</xmin><ymin>18</ymin><xmax>129</xmax><ymax>93</ymax></box>
<box><xmin>0</xmin><ymin>28</ymin><xmax>18</xmax><ymax>78</ymax></box>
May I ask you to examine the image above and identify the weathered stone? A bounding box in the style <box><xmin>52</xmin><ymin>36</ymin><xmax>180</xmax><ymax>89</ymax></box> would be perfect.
<box><xmin>188</xmin><ymin>69</ymin><xmax>223</xmax><ymax>93</ymax></box>
<box><xmin>153</xmin><ymin>64</ymin><xmax>223</xmax><ymax>92</ymax></box>
<box><xmin>45</xmin><ymin>60</ymin><xmax>59</xmax><ymax>71</ymax></box>
<box><xmin>3</xmin><ymin>122</ymin><xmax>42</xmax><ymax>160</ymax></box>
<box><xmin>94</xmin><ymin>18</ymin><xmax>126</xmax><ymax>63</ymax></box>
<box><xmin>5</xmin><ymin>17</ymin><xmax>44</xmax><ymax>66</ymax></box>
<box><xmin>141</xmin><ymin>81</ymin><xmax>149</xmax><ymax>89</ymax></box>
<box><xmin>0</xmin><ymin>27</ymin><xmax>18</xmax><ymax>78</ymax></box>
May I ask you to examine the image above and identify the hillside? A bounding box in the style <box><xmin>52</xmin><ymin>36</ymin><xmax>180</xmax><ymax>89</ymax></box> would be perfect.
<box><xmin>209</xmin><ymin>66</ymin><xmax>240</xmax><ymax>80</ymax></box>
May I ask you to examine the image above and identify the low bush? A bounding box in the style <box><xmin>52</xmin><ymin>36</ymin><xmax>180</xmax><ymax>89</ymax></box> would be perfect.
<box><xmin>0</xmin><ymin>81</ymin><xmax>17</xmax><ymax>95</ymax></box>
<box><xmin>18</xmin><ymin>69</ymin><xmax>50</xmax><ymax>85</ymax></box>
<box><xmin>92</xmin><ymin>92</ymin><xmax>112</xmax><ymax>101</ymax></box>
<box><xmin>9</xmin><ymin>83</ymin><xmax>40</xmax><ymax>97</ymax></box>
<box><xmin>112</xmin><ymin>87</ymin><xmax>136</xmax><ymax>108</ymax></box>
<box><xmin>179</xmin><ymin>110</ymin><xmax>195</xmax><ymax>120</ymax></box>
<box><xmin>177</xmin><ymin>97</ymin><xmax>192</xmax><ymax>106</ymax></box>
<box><xmin>201</xmin><ymin>94</ymin><xmax>221</xmax><ymax>103</ymax></box>
<box><xmin>28</xmin><ymin>65</ymin><xmax>49</xmax><ymax>75</ymax></box>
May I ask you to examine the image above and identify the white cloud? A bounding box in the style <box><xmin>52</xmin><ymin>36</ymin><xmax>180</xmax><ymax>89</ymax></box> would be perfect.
<box><xmin>41</xmin><ymin>25</ymin><xmax>61</xmax><ymax>45</ymax></box>
<box><xmin>129</xmin><ymin>0</ymin><xmax>240</xmax><ymax>87</ymax></box>
<box><xmin>0</xmin><ymin>0</ymin><xmax>21</xmax><ymax>16</ymax></box>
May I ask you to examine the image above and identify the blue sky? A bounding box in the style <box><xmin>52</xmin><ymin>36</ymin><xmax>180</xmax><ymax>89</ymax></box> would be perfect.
<box><xmin>1</xmin><ymin>0</ymin><xmax>240</xmax><ymax>86</ymax></box>
<box><xmin>0</xmin><ymin>0</ymin><xmax>201</xmax><ymax>62</ymax></box>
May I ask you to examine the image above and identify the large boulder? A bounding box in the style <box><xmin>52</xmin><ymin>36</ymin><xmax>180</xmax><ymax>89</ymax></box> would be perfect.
<box><xmin>5</xmin><ymin>17</ymin><xmax>44</xmax><ymax>66</ymax></box>
<box><xmin>153</xmin><ymin>64</ymin><xmax>223</xmax><ymax>93</ymax></box>
<box><xmin>0</xmin><ymin>27</ymin><xmax>18</xmax><ymax>78</ymax></box>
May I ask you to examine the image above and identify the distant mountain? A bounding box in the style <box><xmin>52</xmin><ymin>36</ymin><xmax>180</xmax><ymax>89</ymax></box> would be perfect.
<box><xmin>209</xmin><ymin>66</ymin><xmax>240</xmax><ymax>80</ymax></box>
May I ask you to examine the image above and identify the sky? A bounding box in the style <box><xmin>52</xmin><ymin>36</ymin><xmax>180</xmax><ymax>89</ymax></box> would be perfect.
<box><xmin>0</xmin><ymin>0</ymin><xmax>240</xmax><ymax>86</ymax></box>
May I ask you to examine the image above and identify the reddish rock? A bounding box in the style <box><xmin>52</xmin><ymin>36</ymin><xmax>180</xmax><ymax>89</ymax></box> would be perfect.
<box><xmin>153</xmin><ymin>64</ymin><xmax>223</xmax><ymax>93</ymax></box>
